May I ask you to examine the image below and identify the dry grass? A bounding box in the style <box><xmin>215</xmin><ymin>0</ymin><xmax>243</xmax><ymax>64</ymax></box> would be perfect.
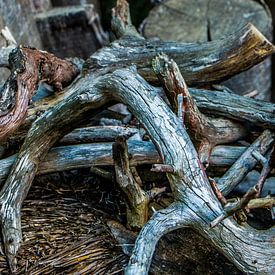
<box><xmin>0</xmin><ymin>172</ymin><xmax>127</xmax><ymax>274</ymax></box>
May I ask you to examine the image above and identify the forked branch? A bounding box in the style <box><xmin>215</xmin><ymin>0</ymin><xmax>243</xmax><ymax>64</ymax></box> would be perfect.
<box><xmin>218</xmin><ymin>130</ymin><xmax>274</xmax><ymax>196</ymax></box>
<box><xmin>113</xmin><ymin>136</ymin><xmax>154</xmax><ymax>229</ymax></box>
<box><xmin>152</xmin><ymin>53</ymin><xmax>246</xmax><ymax>166</ymax></box>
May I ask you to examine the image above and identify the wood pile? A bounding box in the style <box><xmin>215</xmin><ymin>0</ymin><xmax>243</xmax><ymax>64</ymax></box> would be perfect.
<box><xmin>0</xmin><ymin>0</ymin><xmax>274</xmax><ymax>274</ymax></box>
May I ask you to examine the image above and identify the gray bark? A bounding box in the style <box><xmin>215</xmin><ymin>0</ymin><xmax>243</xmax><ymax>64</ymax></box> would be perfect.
<box><xmin>0</xmin><ymin>5</ymin><xmax>274</xmax><ymax>272</ymax></box>
<box><xmin>142</xmin><ymin>0</ymin><xmax>273</xmax><ymax>100</ymax></box>
<box><xmin>0</xmin><ymin>139</ymin><xmax>249</xmax><ymax>184</ymax></box>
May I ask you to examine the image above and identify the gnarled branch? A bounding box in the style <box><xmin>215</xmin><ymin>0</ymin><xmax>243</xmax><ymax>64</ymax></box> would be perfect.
<box><xmin>0</xmin><ymin>46</ymin><xmax>79</xmax><ymax>143</ymax></box>
<box><xmin>113</xmin><ymin>136</ymin><xmax>165</xmax><ymax>229</ymax></box>
<box><xmin>152</xmin><ymin>53</ymin><xmax>246</xmax><ymax>166</ymax></box>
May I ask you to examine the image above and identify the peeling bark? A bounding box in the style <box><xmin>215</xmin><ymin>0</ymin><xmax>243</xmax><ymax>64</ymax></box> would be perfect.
<box><xmin>0</xmin><ymin>46</ymin><xmax>79</xmax><ymax>142</ymax></box>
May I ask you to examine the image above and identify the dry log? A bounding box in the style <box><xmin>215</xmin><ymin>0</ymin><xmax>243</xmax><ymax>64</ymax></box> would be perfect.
<box><xmin>3</xmin><ymin>59</ymin><xmax>272</xmax><ymax>272</ymax></box>
<box><xmin>190</xmin><ymin>88</ymin><xmax>275</xmax><ymax>129</ymax></box>
<box><xmin>142</xmin><ymin>0</ymin><xmax>273</xmax><ymax>100</ymax></box>
<box><xmin>0</xmin><ymin>137</ymin><xmax>249</xmax><ymax>185</ymax></box>
<box><xmin>107</xmin><ymin>220</ymin><xmax>243</xmax><ymax>275</ymax></box>
<box><xmin>59</xmin><ymin>125</ymin><xmax>140</xmax><ymax>145</ymax></box>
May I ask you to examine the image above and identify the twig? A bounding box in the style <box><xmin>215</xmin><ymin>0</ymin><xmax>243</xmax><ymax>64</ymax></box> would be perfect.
<box><xmin>209</xmin><ymin>178</ymin><xmax>227</xmax><ymax>206</ymax></box>
<box><xmin>1</xmin><ymin>27</ymin><xmax>16</xmax><ymax>46</ymax></box>
<box><xmin>255</xmin><ymin>147</ymin><xmax>274</xmax><ymax>197</ymax></box>
<box><xmin>90</xmin><ymin>167</ymin><xmax>113</xmax><ymax>180</ymax></box>
<box><xmin>0</xmin><ymin>141</ymin><xmax>252</xmax><ymax>184</ymax></box>
<box><xmin>247</xmin><ymin>197</ymin><xmax>275</xmax><ymax>209</ymax></box>
<box><xmin>151</xmin><ymin>164</ymin><xmax>174</xmax><ymax>173</ymax></box>
<box><xmin>218</xmin><ymin>130</ymin><xmax>274</xmax><ymax>196</ymax></box>
<box><xmin>211</xmin><ymin>142</ymin><xmax>274</xmax><ymax>227</ymax></box>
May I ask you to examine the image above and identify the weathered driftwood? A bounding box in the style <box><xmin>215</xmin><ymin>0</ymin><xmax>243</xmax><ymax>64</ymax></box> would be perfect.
<box><xmin>6</xmin><ymin>83</ymin><xmax>275</xmax><ymax>148</ymax></box>
<box><xmin>153</xmin><ymin>54</ymin><xmax>246</xmax><ymax>166</ymax></box>
<box><xmin>142</xmin><ymin>0</ymin><xmax>273</xmax><ymax>100</ymax></box>
<box><xmin>0</xmin><ymin>0</ymin><xmax>274</xmax><ymax>272</ymax></box>
<box><xmin>1</xmin><ymin>12</ymin><xmax>274</xmax><ymax>81</ymax></box>
<box><xmin>59</xmin><ymin>125</ymin><xmax>139</xmax><ymax>144</ymax></box>
<box><xmin>113</xmin><ymin>136</ymin><xmax>150</xmax><ymax>229</ymax></box>
<box><xmin>113</xmin><ymin>136</ymin><xmax>165</xmax><ymax>229</ymax></box>
<box><xmin>107</xmin><ymin>220</ymin><xmax>244</xmax><ymax>275</ymax></box>
<box><xmin>218</xmin><ymin>130</ymin><xmax>274</xmax><ymax>196</ymax></box>
<box><xmin>118</xmin><ymin>68</ymin><xmax>274</xmax><ymax>275</ymax></box>
<box><xmin>0</xmin><ymin>46</ymin><xmax>79</xmax><ymax>142</ymax></box>
<box><xmin>87</xmin><ymin>23</ymin><xmax>275</xmax><ymax>85</ymax></box>
<box><xmin>1</xmin><ymin>69</ymin><xmax>274</xmax><ymax>150</ymax></box>
<box><xmin>1</xmin><ymin>64</ymin><xmax>273</xmax><ymax>273</ymax></box>
<box><xmin>190</xmin><ymin>88</ymin><xmax>275</xmax><ymax>129</ymax></box>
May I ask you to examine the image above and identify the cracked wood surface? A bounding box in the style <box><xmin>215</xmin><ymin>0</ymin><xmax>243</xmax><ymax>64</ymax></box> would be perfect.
<box><xmin>0</xmin><ymin>1</ymin><xmax>274</xmax><ymax>271</ymax></box>
<box><xmin>142</xmin><ymin>0</ymin><xmax>272</xmax><ymax>99</ymax></box>
<box><xmin>86</xmin><ymin>23</ymin><xmax>275</xmax><ymax>85</ymax></box>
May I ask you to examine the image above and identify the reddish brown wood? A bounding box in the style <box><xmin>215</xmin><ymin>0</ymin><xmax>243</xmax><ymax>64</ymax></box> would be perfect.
<box><xmin>0</xmin><ymin>46</ymin><xmax>79</xmax><ymax>142</ymax></box>
<box><xmin>152</xmin><ymin>54</ymin><xmax>247</xmax><ymax>166</ymax></box>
